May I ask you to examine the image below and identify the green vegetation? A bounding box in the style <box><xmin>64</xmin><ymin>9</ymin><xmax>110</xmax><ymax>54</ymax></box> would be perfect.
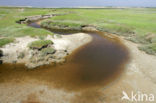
<box><xmin>0</xmin><ymin>7</ymin><xmax>54</xmax><ymax>44</ymax></box>
<box><xmin>139</xmin><ymin>43</ymin><xmax>156</xmax><ymax>55</ymax></box>
<box><xmin>0</xmin><ymin>38</ymin><xmax>14</xmax><ymax>47</ymax></box>
<box><xmin>41</xmin><ymin>20</ymin><xmax>82</xmax><ymax>30</ymax></box>
<box><xmin>42</xmin><ymin>8</ymin><xmax>156</xmax><ymax>36</ymax></box>
<box><xmin>41</xmin><ymin>47</ymin><xmax>56</xmax><ymax>56</ymax></box>
<box><xmin>40</xmin><ymin>8</ymin><xmax>156</xmax><ymax>54</ymax></box>
<box><xmin>28</xmin><ymin>40</ymin><xmax>53</xmax><ymax>49</ymax></box>
<box><xmin>0</xmin><ymin>7</ymin><xmax>156</xmax><ymax>54</ymax></box>
<box><xmin>0</xmin><ymin>7</ymin><xmax>72</xmax><ymax>46</ymax></box>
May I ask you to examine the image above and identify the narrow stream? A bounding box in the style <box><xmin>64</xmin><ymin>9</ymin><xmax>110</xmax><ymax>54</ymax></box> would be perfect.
<box><xmin>0</xmin><ymin>22</ymin><xmax>129</xmax><ymax>91</ymax></box>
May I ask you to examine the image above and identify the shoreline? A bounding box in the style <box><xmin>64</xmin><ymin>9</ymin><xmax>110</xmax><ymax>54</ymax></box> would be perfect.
<box><xmin>0</xmin><ymin>13</ymin><xmax>98</xmax><ymax>69</ymax></box>
<box><xmin>0</xmin><ymin>33</ymin><xmax>92</xmax><ymax>69</ymax></box>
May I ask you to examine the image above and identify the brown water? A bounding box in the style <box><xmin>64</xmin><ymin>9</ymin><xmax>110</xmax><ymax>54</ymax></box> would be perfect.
<box><xmin>0</xmin><ymin>23</ymin><xmax>129</xmax><ymax>92</ymax></box>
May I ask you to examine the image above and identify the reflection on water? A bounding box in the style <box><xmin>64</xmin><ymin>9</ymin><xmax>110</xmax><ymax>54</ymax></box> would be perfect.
<box><xmin>0</xmin><ymin>31</ymin><xmax>129</xmax><ymax>92</ymax></box>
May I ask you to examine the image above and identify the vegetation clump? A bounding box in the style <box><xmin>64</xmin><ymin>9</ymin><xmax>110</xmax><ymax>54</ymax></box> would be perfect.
<box><xmin>0</xmin><ymin>38</ymin><xmax>14</xmax><ymax>47</ymax></box>
<box><xmin>139</xmin><ymin>43</ymin><xmax>156</xmax><ymax>55</ymax></box>
<box><xmin>41</xmin><ymin>47</ymin><xmax>56</xmax><ymax>56</ymax></box>
<box><xmin>41</xmin><ymin>20</ymin><xmax>82</xmax><ymax>31</ymax></box>
<box><xmin>0</xmin><ymin>7</ymin><xmax>53</xmax><ymax>38</ymax></box>
<box><xmin>29</xmin><ymin>40</ymin><xmax>53</xmax><ymax>49</ymax></box>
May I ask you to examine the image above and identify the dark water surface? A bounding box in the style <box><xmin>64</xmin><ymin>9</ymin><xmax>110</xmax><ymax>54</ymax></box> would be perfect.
<box><xmin>0</xmin><ymin>23</ymin><xmax>129</xmax><ymax>92</ymax></box>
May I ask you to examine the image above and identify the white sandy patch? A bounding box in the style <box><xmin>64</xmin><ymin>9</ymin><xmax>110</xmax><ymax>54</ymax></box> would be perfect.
<box><xmin>0</xmin><ymin>33</ymin><xmax>92</xmax><ymax>64</ymax></box>
<box><xmin>46</xmin><ymin>33</ymin><xmax>92</xmax><ymax>52</ymax></box>
<box><xmin>1</xmin><ymin>36</ymin><xmax>38</xmax><ymax>63</ymax></box>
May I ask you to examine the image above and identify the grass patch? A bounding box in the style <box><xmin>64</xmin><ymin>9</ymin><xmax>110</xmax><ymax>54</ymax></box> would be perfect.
<box><xmin>41</xmin><ymin>20</ymin><xmax>83</xmax><ymax>30</ymax></box>
<box><xmin>97</xmin><ymin>24</ymin><xmax>135</xmax><ymax>35</ymax></box>
<box><xmin>28</xmin><ymin>40</ymin><xmax>53</xmax><ymax>49</ymax></box>
<box><xmin>139</xmin><ymin>43</ymin><xmax>156</xmax><ymax>55</ymax></box>
<box><xmin>0</xmin><ymin>7</ymin><xmax>54</xmax><ymax>38</ymax></box>
<box><xmin>48</xmin><ymin>8</ymin><xmax>156</xmax><ymax>36</ymax></box>
<box><xmin>0</xmin><ymin>38</ymin><xmax>14</xmax><ymax>47</ymax></box>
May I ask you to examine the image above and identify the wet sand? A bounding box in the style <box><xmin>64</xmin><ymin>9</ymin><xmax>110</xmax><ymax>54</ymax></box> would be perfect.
<box><xmin>0</xmin><ymin>31</ymin><xmax>130</xmax><ymax>103</ymax></box>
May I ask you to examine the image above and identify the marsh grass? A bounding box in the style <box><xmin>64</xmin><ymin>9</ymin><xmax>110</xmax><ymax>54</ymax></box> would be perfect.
<box><xmin>41</xmin><ymin>20</ymin><xmax>83</xmax><ymax>30</ymax></box>
<box><xmin>40</xmin><ymin>8</ymin><xmax>156</xmax><ymax>54</ymax></box>
<box><xmin>28</xmin><ymin>40</ymin><xmax>53</xmax><ymax>49</ymax></box>
<box><xmin>0</xmin><ymin>38</ymin><xmax>14</xmax><ymax>47</ymax></box>
<box><xmin>139</xmin><ymin>43</ymin><xmax>156</xmax><ymax>55</ymax></box>
<box><xmin>0</xmin><ymin>7</ymin><xmax>156</xmax><ymax>54</ymax></box>
<box><xmin>0</xmin><ymin>7</ymin><xmax>54</xmax><ymax>37</ymax></box>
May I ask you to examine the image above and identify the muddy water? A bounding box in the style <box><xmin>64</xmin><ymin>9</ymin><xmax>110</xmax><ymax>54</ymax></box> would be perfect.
<box><xmin>0</xmin><ymin>23</ymin><xmax>129</xmax><ymax>92</ymax></box>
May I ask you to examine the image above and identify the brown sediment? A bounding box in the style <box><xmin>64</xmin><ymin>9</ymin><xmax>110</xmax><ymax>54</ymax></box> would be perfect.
<box><xmin>21</xmin><ymin>93</ymin><xmax>42</xmax><ymax>103</ymax></box>
<box><xmin>0</xmin><ymin>31</ymin><xmax>129</xmax><ymax>91</ymax></box>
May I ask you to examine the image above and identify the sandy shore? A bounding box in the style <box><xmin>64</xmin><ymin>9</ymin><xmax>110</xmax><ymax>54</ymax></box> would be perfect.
<box><xmin>0</xmin><ymin>33</ymin><xmax>92</xmax><ymax>68</ymax></box>
<box><xmin>0</xmin><ymin>34</ymin><xmax>156</xmax><ymax>103</ymax></box>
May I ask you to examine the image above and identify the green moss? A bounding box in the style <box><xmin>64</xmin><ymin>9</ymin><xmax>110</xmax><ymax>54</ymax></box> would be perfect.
<box><xmin>29</xmin><ymin>40</ymin><xmax>53</xmax><ymax>49</ymax></box>
<box><xmin>0</xmin><ymin>38</ymin><xmax>14</xmax><ymax>47</ymax></box>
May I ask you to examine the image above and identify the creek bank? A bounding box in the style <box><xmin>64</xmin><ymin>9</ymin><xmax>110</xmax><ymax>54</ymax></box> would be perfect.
<box><xmin>1</xmin><ymin>14</ymin><xmax>96</xmax><ymax>69</ymax></box>
<box><xmin>16</xmin><ymin>14</ymin><xmax>65</xmax><ymax>24</ymax></box>
<box><xmin>0</xmin><ymin>33</ymin><xmax>92</xmax><ymax>68</ymax></box>
<box><xmin>17</xmin><ymin>14</ymin><xmax>99</xmax><ymax>33</ymax></box>
<box><xmin>40</xmin><ymin>19</ymin><xmax>156</xmax><ymax>56</ymax></box>
<box><xmin>41</xmin><ymin>20</ymin><xmax>98</xmax><ymax>32</ymax></box>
